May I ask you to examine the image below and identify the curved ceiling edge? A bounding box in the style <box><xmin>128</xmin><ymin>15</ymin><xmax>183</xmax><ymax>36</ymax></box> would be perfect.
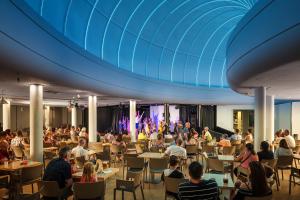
<box><xmin>0</xmin><ymin>0</ymin><xmax>253</xmax><ymax>104</ymax></box>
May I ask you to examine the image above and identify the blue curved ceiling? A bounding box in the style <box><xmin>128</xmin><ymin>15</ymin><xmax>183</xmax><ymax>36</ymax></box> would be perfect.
<box><xmin>22</xmin><ymin>0</ymin><xmax>256</xmax><ymax>88</ymax></box>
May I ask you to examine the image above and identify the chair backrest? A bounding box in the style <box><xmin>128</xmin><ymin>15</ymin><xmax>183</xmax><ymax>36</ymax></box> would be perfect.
<box><xmin>21</xmin><ymin>164</ymin><xmax>43</xmax><ymax>183</ymax></box>
<box><xmin>206</xmin><ymin>158</ymin><xmax>224</xmax><ymax>172</ymax></box>
<box><xmin>43</xmin><ymin>151</ymin><xmax>56</xmax><ymax>160</ymax></box>
<box><xmin>202</xmin><ymin>145</ymin><xmax>215</xmax><ymax>154</ymax></box>
<box><xmin>244</xmin><ymin>195</ymin><xmax>273</xmax><ymax>200</ymax></box>
<box><xmin>165</xmin><ymin>138</ymin><xmax>174</xmax><ymax>144</ymax></box>
<box><xmin>11</xmin><ymin>146</ymin><xmax>24</xmax><ymax>158</ymax></box>
<box><xmin>261</xmin><ymin>159</ymin><xmax>277</xmax><ymax>169</ymax></box>
<box><xmin>186</xmin><ymin>145</ymin><xmax>198</xmax><ymax>154</ymax></box>
<box><xmin>223</xmin><ymin>146</ymin><xmax>236</xmax><ymax>155</ymax></box>
<box><xmin>88</xmin><ymin>142</ymin><xmax>103</xmax><ymax>151</ymax></box>
<box><xmin>149</xmin><ymin>158</ymin><xmax>168</xmax><ymax>170</ymax></box>
<box><xmin>127</xmin><ymin>142</ymin><xmax>136</xmax><ymax>149</ymax></box>
<box><xmin>19</xmin><ymin>192</ymin><xmax>40</xmax><ymax>200</ymax></box>
<box><xmin>126</xmin><ymin>157</ymin><xmax>145</xmax><ymax>169</ymax></box>
<box><xmin>73</xmin><ymin>181</ymin><xmax>106</xmax><ymax>199</ymax></box>
<box><xmin>39</xmin><ymin>181</ymin><xmax>64</xmax><ymax>197</ymax></box>
<box><xmin>277</xmin><ymin>155</ymin><xmax>293</xmax><ymax>167</ymax></box>
<box><xmin>164</xmin><ymin>177</ymin><xmax>187</xmax><ymax>194</ymax></box>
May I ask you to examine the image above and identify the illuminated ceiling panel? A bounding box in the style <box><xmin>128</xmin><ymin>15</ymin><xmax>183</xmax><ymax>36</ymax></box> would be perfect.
<box><xmin>22</xmin><ymin>0</ymin><xmax>257</xmax><ymax>88</ymax></box>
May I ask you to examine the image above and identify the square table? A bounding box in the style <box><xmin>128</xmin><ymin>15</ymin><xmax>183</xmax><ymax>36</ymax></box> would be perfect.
<box><xmin>138</xmin><ymin>152</ymin><xmax>165</xmax><ymax>159</ymax></box>
<box><xmin>202</xmin><ymin>173</ymin><xmax>234</xmax><ymax>189</ymax></box>
<box><xmin>218</xmin><ymin>155</ymin><xmax>235</xmax><ymax>162</ymax></box>
<box><xmin>0</xmin><ymin>160</ymin><xmax>42</xmax><ymax>172</ymax></box>
<box><xmin>72</xmin><ymin>168</ymin><xmax>119</xmax><ymax>181</ymax></box>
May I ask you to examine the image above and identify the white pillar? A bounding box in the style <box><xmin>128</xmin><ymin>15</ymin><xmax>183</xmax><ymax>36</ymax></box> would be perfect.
<box><xmin>88</xmin><ymin>96</ymin><xmax>97</xmax><ymax>142</ymax></box>
<box><xmin>44</xmin><ymin>105</ymin><xmax>50</xmax><ymax>129</ymax></box>
<box><xmin>71</xmin><ymin>107</ymin><xmax>77</xmax><ymax>128</ymax></box>
<box><xmin>254</xmin><ymin>87</ymin><xmax>266</xmax><ymax>151</ymax></box>
<box><xmin>30</xmin><ymin>85</ymin><xmax>43</xmax><ymax>162</ymax></box>
<box><xmin>2</xmin><ymin>101</ymin><xmax>11</xmax><ymax>130</ymax></box>
<box><xmin>266</xmin><ymin>95</ymin><xmax>275</xmax><ymax>143</ymax></box>
<box><xmin>130</xmin><ymin>100</ymin><xmax>136</xmax><ymax>142</ymax></box>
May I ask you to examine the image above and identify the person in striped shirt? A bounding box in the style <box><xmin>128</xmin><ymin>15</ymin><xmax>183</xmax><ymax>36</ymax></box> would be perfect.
<box><xmin>178</xmin><ymin>162</ymin><xmax>219</xmax><ymax>200</ymax></box>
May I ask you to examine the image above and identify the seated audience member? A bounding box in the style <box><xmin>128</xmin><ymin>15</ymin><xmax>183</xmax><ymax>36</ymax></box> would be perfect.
<box><xmin>233</xmin><ymin>161</ymin><xmax>272</xmax><ymax>200</ymax></box>
<box><xmin>162</xmin><ymin>155</ymin><xmax>184</xmax><ymax>200</ymax></box>
<box><xmin>244</xmin><ymin>129</ymin><xmax>254</xmax><ymax>144</ymax></box>
<box><xmin>274</xmin><ymin>129</ymin><xmax>283</xmax><ymax>144</ymax></box>
<box><xmin>79</xmin><ymin>127</ymin><xmax>88</xmax><ymax>138</ymax></box>
<box><xmin>178</xmin><ymin>162</ymin><xmax>218</xmax><ymax>200</ymax></box>
<box><xmin>104</xmin><ymin>131</ymin><xmax>114</xmax><ymax>143</ymax></box>
<box><xmin>283</xmin><ymin>129</ymin><xmax>296</xmax><ymax>148</ymax></box>
<box><xmin>202</xmin><ymin>127</ymin><xmax>212</xmax><ymax>143</ymax></box>
<box><xmin>11</xmin><ymin>130</ymin><xmax>25</xmax><ymax>147</ymax></box>
<box><xmin>153</xmin><ymin>134</ymin><xmax>164</xmax><ymax>148</ymax></box>
<box><xmin>190</xmin><ymin>128</ymin><xmax>199</xmax><ymax>140</ymax></box>
<box><xmin>165</xmin><ymin>132</ymin><xmax>173</xmax><ymax>139</ymax></box>
<box><xmin>218</xmin><ymin>134</ymin><xmax>231</xmax><ymax>147</ymax></box>
<box><xmin>257</xmin><ymin>141</ymin><xmax>274</xmax><ymax>161</ymax></box>
<box><xmin>230</xmin><ymin>129</ymin><xmax>242</xmax><ymax>141</ymax></box>
<box><xmin>186</xmin><ymin>133</ymin><xmax>197</xmax><ymax>145</ymax></box>
<box><xmin>138</xmin><ymin>129</ymin><xmax>147</xmax><ymax>141</ymax></box>
<box><xmin>43</xmin><ymin>147</ymin><xmax>73</xmax><ymax>198</ymax></box>
<box><xmin>150</xmin><ymin>130</ymin><xmax>158</xmax><ymax>140</ymax></box>
<box><xmin>0</xmin><ymin>132</ymin><xmax>9</xmax><ymax>162</ymax></box>
<box><xmin>81</xmin><ymin>162</ymin><xmax>97</xmax><ymax>183</ymax></box>
<box><xmin>165</xmin><ymin>139</ymin><xmax>187</xmax><ymax>159</ymax></box>
<box><xmin>274</xmin><ymin>139</ymin><xmax>293</xmax><ymax>158</ymax></box>
<box><xmin>112</xmin><ymin>134</ymin><xmax>126</xmax><ymax>149</ymax></box>
<box><xmin>234</xmin><ymin>143</ymin><xmax>259</xmax><ymax>176</ymax></box>
<box><xmin>70</xmin><ymin>126</ymin><xmax>77</xmax><ymax>141</ymax></box>
<box><xmin>71</xmin><ymin>138</ymin><xmax>89</xmax><ymax>160</ymax></box>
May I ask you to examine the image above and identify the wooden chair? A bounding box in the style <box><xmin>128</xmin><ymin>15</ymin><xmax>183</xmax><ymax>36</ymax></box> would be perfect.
<box><xmin>125</xmin><ymin>157</ymin><xmax>145</xmax><ymax>186</ymax></box>
<box><xmin>114</xmin><ymin>172</ymin><xmax>144</xmax><ymax>200</ymax></box>
<box><xmin>43</xmin><ymin>150</ymin><xmax>57</xmax><ymax>170</ymax></box>
<box><xmin>222</xmin><ymin>146</ymin><xmax>236</xmax><ymax>155</ymax></box>
<box><xmin>261</xmin><ymin>159</ymin><xmax>279</xmax><ymax>191</ymax></box>
<box><xmin>11</xmin><ymin>146</ymin><xmax>24</xmax><ymax>160</ymax></box>
<box><xmin>275</xmin><ymin>155</ymin><xmax>293</xmax><ymax>185</ymax></box>
<box><xmin>149</xmin><ymin>158</ymin><xmax>169</xmax><ymax>188</ymax></box>
<box><xmin>205</xmin><ymin>157</ymin><xmax>225</xmax><ymax>173</ymax></box>
<box><xmin>18</xmin><ymin>164</ymin><xmax>43</xmax><ymax>193</ymax></box>
<box><xmin>111</xmin><ymin>144</ymin><xmax>123</xmax><ymax>167</ymax></box>
<box><xmin>186</xmin><ymin>145</ymin><xmax>199</xmax><ymax>161</ymax></box>
<box><xmin>289</xmin><ymin>167</ymin><xmax>300</xmax><ymax>194</ymax></box>
<box><xmin>164</xmin><ymin>177</ymin><xmax>187</xmax><ymax>200</ymax></box>
<box><xmin>244</xmin><ymin>195</ymin><xmax>273</xmax><ymax>200</ymax></box>
<box><xmin>164</xmin><ymin>138</ymin><xmax>174</xmax><ymax>144</ymax></box>
<box><xmin>73</xmin><ymin>181</ymin><xmax>106</xmax><ymax>200</ymax></box>
<box><xmin>39</xmin><ymin>181</ymin><xmax>68</xmax><ymax>200</ymax></box>
<box><xmin>88</xmin><ymin>142</ymin><xmax>103</xmax><ymax>152</ymax></box>
<box><xmin>19</xmin><ymin>192</ymin><xmax>41</xmax><ymax>200</ymax></box>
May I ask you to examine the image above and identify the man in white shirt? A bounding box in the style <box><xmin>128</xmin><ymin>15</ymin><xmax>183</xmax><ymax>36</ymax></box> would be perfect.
<box><xmin>230</xmin><ymin>129</ymin><xmax>242</xmax><ymax>141</ymax></box>
<box><xmin>164</xmin><ymin>138</ymin><xmax>187</xmax><ymax>159</ymax></box>
<box><xmin>71</xmin><ymin>138</ymin><xmax>89</xmax><ymax>160</ymax></box>
<box><xmin>284</xmin><ymin>129</ymin><xmax>296</xmax><ymax>148</ymax></box>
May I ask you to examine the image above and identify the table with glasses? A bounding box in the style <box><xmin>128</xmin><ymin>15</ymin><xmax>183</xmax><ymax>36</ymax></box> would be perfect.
<box><xmin>203</xmin><ymin>173</ymin><xmax>234</xmax><ymax>200</ymax></box>
<box><xmin>72</xmin><ymin>168</ymin><xmax>119</xmax><ymax>181</ymax></box>
<box><xmin>0</xmin><ymin>160</ymin><xmax>43</xmax><ymax>199</ymax></box>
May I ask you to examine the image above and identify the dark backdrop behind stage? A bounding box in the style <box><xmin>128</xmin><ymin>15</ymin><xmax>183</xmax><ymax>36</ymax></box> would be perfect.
<box><xmin>84</xmin><ymin>105</ymin><xmax>216</xmax><ymax>133</ymax></box>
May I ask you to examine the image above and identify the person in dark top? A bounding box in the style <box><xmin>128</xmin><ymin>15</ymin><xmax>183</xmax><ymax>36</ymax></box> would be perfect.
<box><xmin>178</xmin><ymin>162</ymin><xmax>219</xmax><ymax>200</ymax></box>
<box><xmin>257</xmin><ymin>141</ymin><xmax>274</xmax><ymax>161</ymax></box>
<box><xmin>162</xmin><ymin>155</ymin><xmax>184</xmax><ymax>200</ymax></box>
<box><xmin>233</xmin><ymin>161</ymin><xmax>272</xmax><ymax>200</ymax></box>
<box><xmin>43</xmin><ymin>147</ymin><xmax>73</xmax><ymax>199</ymax></box>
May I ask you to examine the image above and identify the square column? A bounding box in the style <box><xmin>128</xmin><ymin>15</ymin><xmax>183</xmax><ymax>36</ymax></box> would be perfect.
<box><xmin>88</xmin><ymin>96</ymin><xmax>97</xmax><ymax>142</ymax></box>
<box><xmin>30</xmin><ymin>85</ymin><xmax>43</xmax><ymax>162</ymax></box>
<box><xmin>130</xmin><ymin>100</ymin><xmax>136</xmax><ymax>142</ymax></box>
<box><xmin>254</xmin><ymin>87</ymin><xmax>266</xmax><ymax>151</ymax></box>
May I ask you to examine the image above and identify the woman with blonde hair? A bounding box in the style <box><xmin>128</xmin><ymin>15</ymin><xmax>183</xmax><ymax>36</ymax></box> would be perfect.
<box><xmin>81</xmin><ymin>162</ymin><xmax>97</xmax><ymax>183</ymax></box>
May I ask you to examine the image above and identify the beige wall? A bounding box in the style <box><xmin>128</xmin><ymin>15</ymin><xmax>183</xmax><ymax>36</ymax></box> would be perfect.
<box><xmin>0</xmin><ymin>105</ymin><xmax>83</xmax><ymax>131</ymax></box>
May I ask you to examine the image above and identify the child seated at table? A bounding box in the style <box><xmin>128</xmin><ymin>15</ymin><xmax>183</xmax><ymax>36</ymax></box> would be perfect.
<box><xmin>81</xmin><ymin>162</ymin><xmax>97</xmax><ymax>183</ymax></box>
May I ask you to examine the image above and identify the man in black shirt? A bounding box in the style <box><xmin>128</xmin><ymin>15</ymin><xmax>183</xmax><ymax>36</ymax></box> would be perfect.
<box><xmin>43</xmin><ymin>146</ymin><xmax>73</xmax><ymax>199</ymax></box>
<box><xmin>178</xmin><ymin>162</ymin><xmax>219</xmax><ymax>200</ymax></box>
